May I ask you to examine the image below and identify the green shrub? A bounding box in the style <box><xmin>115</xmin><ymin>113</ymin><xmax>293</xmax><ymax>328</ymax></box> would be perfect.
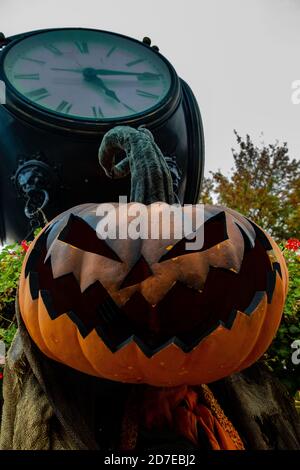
<box><xmin>263</xmin><ymin>241</ymin><xmax>300</xmax><ymax>396</ymax></box>
<box><xmin>0</xmin><ymin>241</ymin><xmax>28</xmax><ymax>329</ymax></box>
<box><xmin>0</xmin><ymin>240</ymin><xmax>29</xmax><ymax>403</ymax></box>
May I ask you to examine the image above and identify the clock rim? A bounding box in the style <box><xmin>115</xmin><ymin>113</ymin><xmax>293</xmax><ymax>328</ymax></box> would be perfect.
<box><xmin>0</xmin><ymin>27</ymin><xmax>181</xmax><ymax>134</ymax></box>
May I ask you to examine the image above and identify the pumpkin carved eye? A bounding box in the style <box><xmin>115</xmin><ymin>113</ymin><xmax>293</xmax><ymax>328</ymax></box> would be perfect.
<box><xmin>58</xmin><ymin>214</ymin><xmax>122</xmax><ymax>262</ymax></box>
<box><xmin>159</xmin><ymin>210</ymin><xmax>229</xmax><ymax>262</ymax></box>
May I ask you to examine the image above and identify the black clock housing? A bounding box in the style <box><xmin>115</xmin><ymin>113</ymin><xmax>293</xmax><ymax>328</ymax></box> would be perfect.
<box><xmin>0</xmin><ymin>28</ymin><xmax>204</xmax><ymax>244</ymax></box>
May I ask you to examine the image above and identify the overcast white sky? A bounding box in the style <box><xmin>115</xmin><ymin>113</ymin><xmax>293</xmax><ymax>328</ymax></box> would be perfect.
<box><xmin>1</xmin><ymin>0</ymin><xmax>300</xmax><ymax>176</ymax></box>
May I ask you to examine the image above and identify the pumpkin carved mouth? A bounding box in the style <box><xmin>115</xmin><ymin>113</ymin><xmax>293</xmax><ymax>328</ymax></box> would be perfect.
<box><xmin>25</xmin><ymin>210</ymin><xmax>281</xmax><ymax>357</ymax></box>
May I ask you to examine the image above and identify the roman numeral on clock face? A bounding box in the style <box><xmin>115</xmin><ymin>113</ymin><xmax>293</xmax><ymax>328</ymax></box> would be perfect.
<box><xmin>44</xmin><ymin>44</ymin><xmax>63</xmax><ymax>56</ymax></box>
<box><xmin>126</xmin><ymin>58</ymin><xmax>145</xmax><ymax>67</ymax></box>
<box><xmin>106</xmin><ymin>46</ymin><xmax>116</xmax><ymax>57</ymax></box>
<box><xmin>74</xmin><ymin>41</ymin><xmax>89</xmax><ymax>54</ymax></box>
<box><xmin>14</xmin><ymin>73</ymin><xmax>40</xmax><ymax>80</ymax></box>
<box><xmin>136</xmin><ymin>89</ymin><xmax>159</xmax><ymax>99</ymax></box>
<box><xmin>56</xmin><ymin>100</ymin><xmax>73</xmax><ymax>113</ymax></box>
<box><xmin>20</xmin><ymin>57</ymin><xmax>46</xmax><ymax>65</ymax></box>
<box><xmin>25</xmin><ymin>88</ymin><xmax>50</xmax><ymax>101</ymax></box>
<box><xmin>92</xmin><ymin>106</ymin><xmax>104</xmax><ymax>118</ymax></box>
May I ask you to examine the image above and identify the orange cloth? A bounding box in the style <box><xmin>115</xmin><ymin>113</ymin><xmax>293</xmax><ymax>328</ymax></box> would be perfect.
<box><xmin>120</xmin><ymin>384</ymin><xmax>245</xmax><ymax>451</ymax></box>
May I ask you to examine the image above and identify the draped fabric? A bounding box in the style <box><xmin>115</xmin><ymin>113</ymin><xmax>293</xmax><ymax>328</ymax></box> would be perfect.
<box><xmin>120</xmin><ymin>385</ymin><xmax>244</xmax><ymax>451</ymax></box>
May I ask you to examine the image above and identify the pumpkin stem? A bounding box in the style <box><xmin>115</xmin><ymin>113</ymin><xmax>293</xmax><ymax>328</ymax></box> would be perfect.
<box><xmin>98</xmin><ymin>126</ymin><xmax>176</xmax><ymax>204</ymax></box>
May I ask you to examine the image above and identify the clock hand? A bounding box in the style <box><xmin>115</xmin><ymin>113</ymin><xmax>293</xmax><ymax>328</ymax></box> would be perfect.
<box><xmin>50</xmin><ymin>67</ymin><xmax>135</xmax><ymax>109</ymax></box>
<box><xmin>93</xmin><ymin>69</ymin><xmax>161</xmax><ymax>79</ymax></box>
<box><xmin>86</xmin><ymin>74</ymin><xmax>121</xmax><ymax>102</ymax></box>
<box><xmin>101</xmin><ymin>81</ymin><xmax>121</xmax><ymax>102</ymax></box>
<box><xmin>94</xmin><ymin>77</ymin><xmax>136</xmax><ymax>112</ymax></box>
<box><xmin>83</xmin><ymin>70</ymin><xmax>135</xmax><ymax>111</ymax></box>
<box><xmin>51</xmin><ymin>67</ymin><xmax>161</xmax><ymax>79</ymax></box>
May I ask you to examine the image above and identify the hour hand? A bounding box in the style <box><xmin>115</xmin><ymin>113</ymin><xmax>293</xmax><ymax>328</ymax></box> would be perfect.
<box><xmin>102</xmin><ymin>84</ymin><xmax>121</xmax><ymax>102</ymax></box>
<box><xmin>90</xmin><ymin>76</ymin><xmax>136</xmax><ymax>112</ymax></box>
<box><xmin>85</xmin><ymin>73</ymin><xmax>120</xmax><ymax>102</ymax></box>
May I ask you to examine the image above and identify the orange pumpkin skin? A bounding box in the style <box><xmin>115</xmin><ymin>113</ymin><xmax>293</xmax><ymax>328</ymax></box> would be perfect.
<box><xmin>19</xmin><ymin>203</ymin><xmax>287</xmax><ymax>386</ymax></box>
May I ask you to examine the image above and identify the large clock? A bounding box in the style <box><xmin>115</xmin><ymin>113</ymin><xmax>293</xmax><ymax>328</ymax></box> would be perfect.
<box><xmin>1</xmin><ymin>29</ymin><xmax>177</xmax><ymax>127</ymax></box>
<box><xmin>0</xmin><ymin>28</ymin><xmax>204</xmax><ymax>243</ymax></box>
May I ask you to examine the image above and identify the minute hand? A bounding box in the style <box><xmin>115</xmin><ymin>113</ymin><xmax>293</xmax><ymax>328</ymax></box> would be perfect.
<box><xmin>93</xmin><ymin>69</ymin><xmax>161</xmax><ymax>79</ymax></box>
<box><xmin>51</xmin><ymin>67</ymin><xmax>161</xmax><ymax>79</ymax></box>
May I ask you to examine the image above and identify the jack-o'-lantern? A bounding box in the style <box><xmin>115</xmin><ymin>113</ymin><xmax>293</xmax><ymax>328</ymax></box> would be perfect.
<box><xmin>18</xmin><ymin>126</ymin><xmax>288</xmax><ymax>386</ymax></box>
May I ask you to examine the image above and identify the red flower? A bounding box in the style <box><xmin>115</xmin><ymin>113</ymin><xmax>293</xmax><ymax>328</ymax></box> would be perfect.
<box><xmin>0</xmin><ymin>372</ymin><xmax>3</xmax><ymax>380</ymax></box>
<box><xmin>21</xmin><ymin>240</ymin><xmax>30</xmax><ymax>252</ymax></box>
<box><xmin>285</xmin><ymin>238</ymin><xmax>300</xmax><ymax>251</ymax></box>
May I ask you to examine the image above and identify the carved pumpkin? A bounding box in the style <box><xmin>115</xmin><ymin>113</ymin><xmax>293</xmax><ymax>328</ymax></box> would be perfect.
<box><xmin>18</xmin><ymin>127</ymin><xmax>288</xmax><ymax>386</ymax></box>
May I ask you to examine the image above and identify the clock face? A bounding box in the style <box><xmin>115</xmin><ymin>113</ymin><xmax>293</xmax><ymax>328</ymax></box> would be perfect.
<box><xmin>2</xmin><ymin>29</ymin><xmax>174</xmax><ymax>121</ymax></box>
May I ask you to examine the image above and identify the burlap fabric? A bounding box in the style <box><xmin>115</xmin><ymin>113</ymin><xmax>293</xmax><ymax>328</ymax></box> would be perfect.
<box><xmin>0</xmin><ymin>332</ymin><xmax>73</xmax><ymax>450</ymax></box>
<box><xmin>1</xmin><ymin>301</ymin><xmax>299</xmax><ymax>450</ymax></box>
